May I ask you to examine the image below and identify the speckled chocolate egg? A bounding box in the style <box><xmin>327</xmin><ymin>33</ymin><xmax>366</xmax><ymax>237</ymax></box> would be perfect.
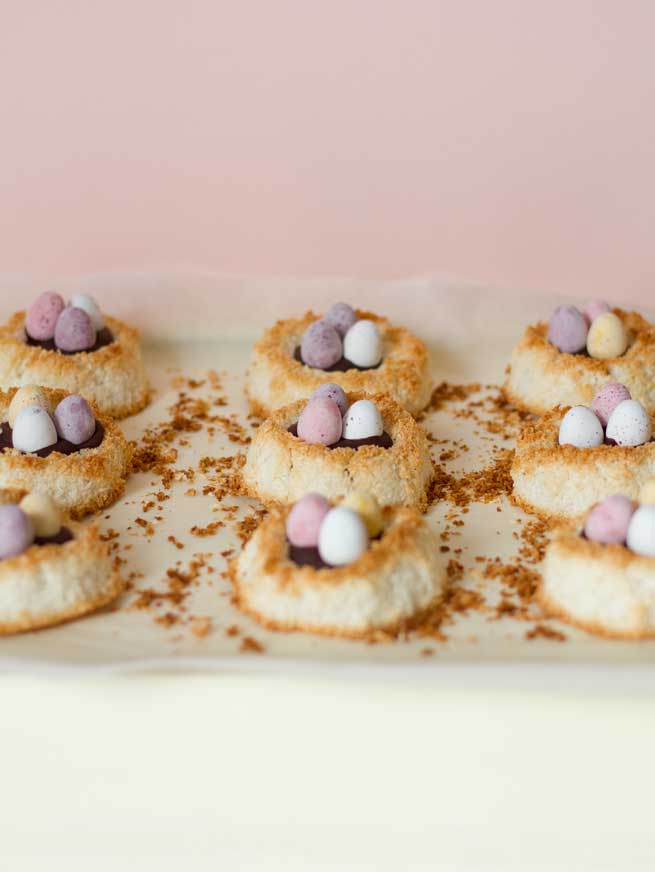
<box><xmin>300</xmin><ymin>321</ymin><xmax>343</xmax><ymax>369</ymax></box>
<box><xmin>547</xmin><ymin>306</ymin><xmax>588</xmax><ymax>354</ymax></box>
<box><xmin>558</xmin><ymin>406</ymin><xmax>604</xmax><ymax>448</ymax></box>
<box><xmin>19</xmin><ymin>493</ymin><xmax>62</xmax><ymax>538</ymax></box>
<box><xmin>70</xmin><ymin>293</ymin><xmax>105</xmax><ymax>331</ymax></box>
<box><xmin>605</xmin><ymin>399</ymin><xmax>652</xmax><ymax>447</ymax></box>
<box><xmin>626</xmin><ymin>505</ymin><xmax>655</xmax><ymax>558</ymax></box>
<box><xmin>285</xmin><ymin>494</ymin><xmax>331</xmax><ymax>548</ymax></box>
<box><xmin>591</xmin><ymin>382</ymin><xmax>631</xmax><ymax>428</ymax></box>
<box><xmin>324</xmin><ymin>303</ymin><xmax>357</xmax><ymax>337</ymax></box>
<box><xmin>297</xmin><ymin>397</ymin><xmax>343</xmax><ymax>445</ymax></box>
<box><xmin>318</xmin><ymin>506</ymin><xmax>369</xmax><ymax>566</ymax></box>
<box><xmin>584</xmin><ymin>494</ymin><xmax>636</xmax><ymax>545</ymax></box>
<box><xmin>0</xmin><ymin>505</ymin><xmax>34</xmax><ymax>559</ymax></box>
<box><xmin>310</xmin><ymin>382</ymin><xmax>349</xmax><ymax>416</ymax></box>
<box><xmin>342</xmin><ymin>399</ymin><xmax>384</xmax><ymax>441</ymax></box>
<box><xmin>341</xmin><ymin>491</ymin><xmax>384</xmax><ymax>538</ymax></box>
<box><xmin>54</xmin><ymin>307</ymin><xmax>97</xmax><ymax>353</ymax></box>
<box><xmin>7</xmin><ymin>385</ymin><xmax>51</xmax><ymax>429</ymax></box>
<box><xmin>343</xmin><ymin>319</ymin><xmax>383</xmax><ymax>368</ymax></box>
<box><xmin>12</xmin><ymin>406</ymin><xmax>58</xmax><ymax>453</ymax></box>
<box><xmin>53</xmin><ymin>395</ymin><xmax>96</xmax><ymax>445</ymax></box>
<box><xmin>586</xmin><ymin>312</ymin><xmax>629</xmax><ymax>360</ymax></box>
<box><xmin>583</xmin><ymin>300</ymin><xmax>611</xmax><ymax>324</ymax></box>
<box><xmin>25</xmin><ymin>292</ymin><xmax>65</xmax><ymax>341</ymax></box>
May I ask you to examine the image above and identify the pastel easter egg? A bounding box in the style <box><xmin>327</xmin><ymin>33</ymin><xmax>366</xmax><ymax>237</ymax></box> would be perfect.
<box><xmin>318</xmin><ymin>506</ymin><xmax>369</xmax><ymax>567</ymax></box>
<box><xmin>54</xmin><ymin>307</ymin><xmax>97</xmax><ymax>352</ymax></box>
<box><xmin>70</xmin><ymin>293</ymin><xmax>105</xmax><ymax>331</ymax></box>
<box><xmin>583</xmin><ymin>300</ymin><xmax>611</xmax><ymax>324</ymax></box>
<box><xmin>341</xmin><ymin>491</ymin><xmax>384</xmax><ymax>538</ymax></box>
<box><xmin>342</xmin><ymin>399</ymin><xmax>384</xmax><ymax>441</ymax></box>
<box><xmin>591</xmin><ymin>382</ymin><xmax>631</xmax><ymax>428</ymax></box>
<box><xmin>324</xmin><ymin>303</ymin><xmax>357</xmax><ymax>337</ymax></box>
<box><xmin>310</xmin><ymin>382</ymin><xmax>349</xmax><ymax>416</ymax></box>
<box><xmin>547</xmin><ymin>306</ymin><xmax>588</xmax><ymax>354</ymax></box>
<box><xmin>19</xmin><ymin>493</ymin><xmax>62</xmax><ymax>538</ymax></box>
<box><xmin>8</xmin><ymin>385</ymin><xmax>51</xmax><ymax>429</ymax></box>
<box><xmin>300</xmin><ymin>321</ymin><xmax>343</xmax><ymax>369</ymax></box>
<box><xmin>12</xmin><ymin>405</ymin><xmax>58</xmax><ymax>453</ymax></box>
<box><xmin>626</xmin><ymin>505</ymin><xmax>655</xmax><ymax>558</ymax></box>
<box><xmin>605</xmin><ymin>399</ymin><xmax>652</xmax><ymax>447</ymax></box>
<box><xmin>584</xmin><ymin>494</ymin><xmax>636</xmax><ymax>545</ymax></box>
<box><xmin>343</xmin><ymin>319</ymin><xmax>383</xmax><ymax>368</ymax></box>
<box><xmin>297</xmin><ymin>397</ymin><xmax>343</xmax><ymax>446</ymax></box>
<box><xmin>53</xmin><ymin>394</ymin><xmax>96</xmax><ymax>445</ymax></box>
<box><xmin>586</xmin><ymin>312</ymin><xmax>629</xmax><ymax>360</ymax></box>
<box><xmin>25</xmin><ymin>292</ymin><xmax>65</xmax><ymax>341</ymax></box>
<box><xmin>285</xmin><ymin>494</ymin><xmax>331</xmax><ymax>548</ymax></box>
<box><xmin>0</xmin><ymin>505</ymin><xmax>34</xmax><ymax>560</ymax></box>
<box><xmin>558</xmin><ymin>406</ymin><xmax>604</xmax><ymax>449</ymax></box>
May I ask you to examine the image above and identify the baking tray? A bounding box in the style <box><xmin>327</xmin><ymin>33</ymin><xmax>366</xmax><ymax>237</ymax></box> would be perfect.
<box><xmin>0</xmin><ymin>272</ymin><xmax>654</xmax><ymax>681</ymax></box>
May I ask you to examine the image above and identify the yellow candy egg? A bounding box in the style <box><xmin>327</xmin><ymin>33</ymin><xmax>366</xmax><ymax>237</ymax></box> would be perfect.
<box><xmin>341</xmin><ymin>491</ymin><xmax>384</xmax><ymax>538</ymax></box>
<box><xmin>8</xmin><ymin>385</ymin><xmax>51</xmax><ymax>429</ymax></box>
<box><xmin>19</xmin><ymin>493</ymin><xmax>62</xmax><ymax>538</ymax></box>
<box><xmin>639</xmin><ymin>479</ymin><xmax>655</xmax><ymax>505</ymax></box>
<box><xmin>586</xmin><ymin>312</ymin><xmax>628</xmax><ymax>360</ymax></box>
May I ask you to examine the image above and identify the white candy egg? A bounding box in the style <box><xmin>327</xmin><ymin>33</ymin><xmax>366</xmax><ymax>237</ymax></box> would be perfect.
<box><xmin>12</xmin><ymin>405</ymin><xmax>58</xmax><ymax>453</ymax></box>
<box><xmin>70</xmin><ymin>293</ymin><xmax>104</xmax><ymax>331</ymax></box>
<box><xmin>343</xmin><ymin>319</ymin><xmax>383</xmax><ymax>368</ymax></box>
<box><xmin>318</xmin><ymin>507</ymin><xmax>369</xmax><ymax>567</ymax></box>
<box><xmin>558</xmin><ymin>406</ymin><xmax>604</xmax><ymax>448</ymax></box>
<box><xmin>606</xmin><ymin>399</ymin><xmax>652</xmax><ymax>447</ymax></box>
<box><xmin>342</xmin><ymin>399</ymin><xmax>384</xmax><ymax>440</ymax></box>
<box><xmin>626</xmin><ymin>505</ymin><xmax>655</xmax><ymax>558</ymax></box>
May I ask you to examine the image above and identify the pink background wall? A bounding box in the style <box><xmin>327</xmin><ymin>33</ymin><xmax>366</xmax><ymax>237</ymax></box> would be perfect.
<box><xmin>1</xmin><ymin>1</ymin><xmax>654</xmax><ymax>302</ymax></box>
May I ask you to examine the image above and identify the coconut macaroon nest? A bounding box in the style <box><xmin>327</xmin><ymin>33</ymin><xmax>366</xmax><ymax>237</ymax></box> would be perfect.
<box><xmin>0</xmin><ymin>311</ymin><xmax>149</xmax><ymax>419</ymax></box>
<box><xmin>0</xmin><ymin>489</ymin><xmax>124</xmax><ymax>635</ymax></box>
<box><xmin>505</xmin><ymin>308</ymin><xmax>655</xmax><ymax>416</ymax></box>
<box><xmin>511</xmin><ymin>406</ymin><xmax>655</xmax><ymax>522</ymax></box>
<box><xmin>242</xmin><ymin>393</ymin><xmax>434</xmax><ymax>511</ymax></box>
<box><xmin>0</xmin><ymin>387</ymin><xmax>131</xmax><ymax>519</ymax></box>
<box><xmin>230</xmin><ymin>506</ymin><xmax>446</xmax><ymax>638</ymax></box>
<box><xmin>246</xmin><ymin>308</ymin><xmax>432</xmax><ymax>417</ymax></box>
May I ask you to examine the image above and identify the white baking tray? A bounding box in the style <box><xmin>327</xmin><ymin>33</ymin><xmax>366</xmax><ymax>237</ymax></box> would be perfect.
<box><xmin>0</xmin><ymin>271</ymin><xmax>654</xmax><ymax>684</ymax></box>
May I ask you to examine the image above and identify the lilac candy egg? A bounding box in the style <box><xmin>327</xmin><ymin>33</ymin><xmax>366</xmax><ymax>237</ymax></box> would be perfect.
<box><xmin>297</xmin><ymin>397</ymin><xmax>343</xmax><ymax>446</ymax></box>
<box><xmin>310</xmin><ymin>382</ymin><xmax>349</xmax><ymax>416</ymax></box>
<box><xmin>300</xmin><ymin>321</ymin><xmax>343</xmax><ymax>369</ymax></box>
<box><xmin>584</xmin><ymin>299</ymin><xmax>611</xmax><ymax>324</ymax></box>
<box><xmin>25</xmin><ymin>291</ymin><xmax>65</xmax><ymax>341</ymax></box>
<box><xmin>324</xmin><ymin>303</ymin><xmax>357</xmax><ymax>337</ymax></box>
<box><xmin>0</xmin><ymin>505</ymin><xmax>35</xmax><ymax>560</ymax></box>
<box><xmin>591</xmin><ymin>382</ymin><xmax>632</xmax><ymax>428</ymax></box>
<box><xmin>53</xmin><ymin>395</ymin><xmax>96</xmax><ymax>445</ymax></box>
<box><xmin>54</xmin><ymin>307</ymin><xmax>97</xmax><ymax>352</ymax></box>
<box><xmin>547</xmin><ymin>305</ymin><xmax>588</xmax><ymax>354</ymax></box>
<box><xmin>286</xmin><ymin>493</ymin><xmax>331</xmax><ymax>548</ymax></box>
<box><xmin>584</xmin><ymin>494</ymin><xmax>636</xmax><ymax>545</ymax></box>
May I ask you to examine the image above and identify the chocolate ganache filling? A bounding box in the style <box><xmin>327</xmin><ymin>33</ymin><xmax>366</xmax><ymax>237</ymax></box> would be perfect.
<box><xmin>35</xmin><ymin>527</ymin><xmax>74</xmax><ymax>547</ymax></box>
<box><xmin>293</xmin><ymin>347</ymin><xmax>381</xmax><ymax>373</ymax></box>
<box><xmin>287</xmin><ymin>422</ymin><xmax>392</xmax><ymax>450</ymax></box>
<box><xmin>0</xmin><ymin>421</ymin><xmax>105</xmax><ymax>458</ymax></box>
<box><xmin>289</xmin><ymin>532</ymin><xmax>383</xmax><ymax>569</ymax></box>
<box><xmin>26</xmin><ymin>327</ymin><xmax>115</xmax><ymax>355</ymax></box>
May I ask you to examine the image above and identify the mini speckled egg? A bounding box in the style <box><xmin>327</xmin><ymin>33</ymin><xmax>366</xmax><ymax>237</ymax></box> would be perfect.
<box><xmin>342</xmin><ymin>399</ymin><xmax>384</xmax><ymax>441</ymax></box>
<box><xmin>54</xmin><ymin>307</ymin><xmax>97</xmax><ymax>353</ymax></box>
<box><xmin>341</xmin><ymin>491</ymin><xmax>384</xmax><ymax>538</ymax></box>
<box><xmin>318</xmin><ymin>506</ymin><xmax>369</xmax><ymax>567</ymax></box>
<box><xmin>70</xmin><ymin>293</ymin><xmax>105</xmax><ymax>331</ymax></box>
<box><xmin>19</xmin><ymin>493</ymin><xmax>62</xmax><ymax>538</ymax></box>
<box><xmin>297</xmin><ymin>397</ymin><xmax>343</xmax><ymax>445</ymax></box>
<box><xmin>310</xmin><ymin>382</ymin><xmax>349</xmax><ymax>416</ymax></box>
<box><xmin>586</xmin><ymin>312</ymin><xmax>629</xmax><ymax>360</ymax></box>
<box><xmin>0</xmin><ymin>505</ymin><xmax>34</xmax><ymax>560</ymax></box>
<box><xmin>626</xmin><ymin>505</ymin><xmax>655</xmax><ymax>558</ymax></box>
<box><xmin>300</xmin><ymin>321</ymin><xmax>343</xmax><ymax>369</ymax></box>
<box><xmin>12</xmin><ymin>406</ymin><xmax>58</xmax><ymax>453</ymax></box>
<box><xmin>584</xmin><ymin>494</ymin><xmax>636</xmax><ymax>545</ymax></box>
<box><xmin>324</xmin><ymin>303</ymin><xmax>357</xmax><ymax>337</ymax></box>
<box><xmin>7</xmin><ymin>385</ymin><xmax>51</xmax><ymax>429</ymax></box>
<box><xmin>53</xmin><ymin>394</ymin><xmax>96</xmax><ymax>445</ymax></box>
<box><xmin>639</xmin><ymin>479</ymin><xmax>655</xmax><ymax>505</ymax></box>
<box><xmin>605</xmin><ymin>399</ymin><xmax>652</xmax><ymax>447</ymax></box>
<box><xmin>591</xmin><ymin>382</ymin><xmax>632</xmax><ymax>428</ymax></box>
<box><xmin>547</xmin><ymin>306</ymin><xmax>588</xmax><ymax>354</ymax></box>
<box><xmin>25</xmin><ymin>291</ymin><xmax>65</xmax><ymax>341</ymax></box>
<box><xmin>583</xmin><ymin>300</ymin><xmax>611</xmax><ymax>324</ymax></box>
<box><xmin>558</xmin><ymin>406</ymin><xmax>604</xmax><ymax>448</ymax></box>
<box><xmin>343</xmin><ymin>319</ymin><xmax>383</xmax><ymax>368</ymax></box>
<box><xmin>285</xmin><ymin>494</ymin><xmax>331</xmax><ymax>548</ymax></box>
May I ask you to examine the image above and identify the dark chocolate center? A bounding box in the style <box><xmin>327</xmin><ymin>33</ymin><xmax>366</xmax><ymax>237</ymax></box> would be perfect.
<box><xmin>0</xmin><ymin>421</ymin><xmax>105</xmax><ymax>458</ymax></box>
<box><xmin>35</xmin><ymin>527</ymin><xmax>74</xmax><ymax>547</ymax></box>
<box><xmin>25</xmin><ymin>327</ymin><xmax>115</xmax><ymax>355</ymax></box>
<box><xmin>293</xmin><ymin>347</ymin><xmax>381</xmax><ymax>373</ymax></box>
<box><xmin>288</xmin><ymin>532</ymin><xmax>383</xmax><ymax>569</ymax></box>
<box><xmin>287</xmin><ymin>422</ymin><xmax>392</xmax><ymax>450</ymax></box>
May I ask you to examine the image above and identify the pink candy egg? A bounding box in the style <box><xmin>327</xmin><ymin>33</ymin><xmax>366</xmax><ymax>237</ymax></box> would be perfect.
<box><xmin>591</xmin><ymin>382</ymin><xmax>632</xmax><ymax>428</ymax></box>
<box><xmin>25</xmin><ymin>292</ymin><xmax>65</xmax><ymax>341</ymax></box>
<box><xmin>297</xmin><ymin>397</ymin><xmax>343</xmax><ymax>445</ymax></box>
<box><xmin>285</xmin><ymin>494</ymin><xmax>331</xmax><ymax>548</ymax></box>
<box><xmin>584</xmin><ymin>494</ymin><xmax>636</xmax><ymax>545</ymax></box>
<box><xmin>54</xmin><ymin>307</ymin><xmax>97</xmax><ymax>352</ymax></box>
<box><xmin>547</xmin><ymin>305</ymin><xmax>588</xmax><ymax>354</ymax></box>
<box><xmin>53</xmin><ymin>395</ymin><xmax>96</xmax><ymax>445</ymax></box>
<box><xmin>300</xmin><ymin>321</ymin><xmax>343</xmax><ymax>369</ymax></box>
<box><xmin>583</xmin><ymin>300</ymin><xmax>611</xmax><ymax>324</ymax></box>
<box><xmin>324</xmin><ymin>303</ymin><xmax>357</xmax><ymax>337</ymax></box>
<box><xmin>310</xmin><ymin>382</ymin><xmax>348</xmax><ymax>416</ymax></box>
